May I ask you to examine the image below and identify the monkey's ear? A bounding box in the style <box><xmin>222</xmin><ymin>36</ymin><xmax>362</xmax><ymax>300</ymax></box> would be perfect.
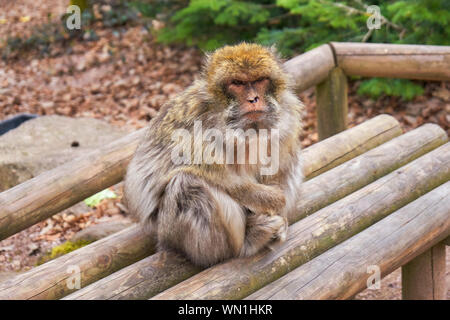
<box><xmin>203</xmin><ymin>51</ymin><xmax>212</xmax><ymax>64</ymax></box>
<box><xmin>267</xmin><ymin>44</ymin><xmax>284</xmax><ymax>61</ymax></box>
<box><xmin>268</xmin><ymin>44</ymin><xmax>278</xmax><ymax>55</ymax></box>
<box><xmin>200</xmin><ymin>51</ymin><xmax>213</xmax><ymax>76</ymax></box>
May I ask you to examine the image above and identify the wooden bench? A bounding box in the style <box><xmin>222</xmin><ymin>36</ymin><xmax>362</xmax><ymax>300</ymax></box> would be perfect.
<box><xmin>0</xmin><ymin>43</ymin><xmax>449</xmax><ymax>300</ymax></box>
<box><xmin>0</xmin><ymin>115</ymin><xmax>448</xmax><ymax>300</ymax></box>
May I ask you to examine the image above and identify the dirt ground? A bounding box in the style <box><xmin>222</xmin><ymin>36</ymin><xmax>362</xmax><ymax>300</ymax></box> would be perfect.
<box><xmin>0</xmin><ymin>0</ymin><xmax>448</xmax><ymax>300</ymax></box>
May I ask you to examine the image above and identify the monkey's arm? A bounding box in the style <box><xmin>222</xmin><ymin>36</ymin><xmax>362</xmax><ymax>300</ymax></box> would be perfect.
<box><xmin>168</xmin><ymin>166</ymin><xmax>286</xmax><ymax>216</ymax></box>
<box><xmin>226</xmin><ymin>182</ymin><xmax>286</xmax><ymax>216</ymax></box>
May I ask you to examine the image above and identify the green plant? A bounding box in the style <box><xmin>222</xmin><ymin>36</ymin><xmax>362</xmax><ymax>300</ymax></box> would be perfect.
<box><xmin>134</xmin><ymin>0</ymin><xmax>449</xmax><ymax>99</ymax></box>
<box><xmin>84</xmin><ymin>189</ymin><xmax>117</xmax><ymax>207</ymax></box>
<box><xmin>357</xmin><ymin>78</ymin><xmax>424</xmax><ymax>101</ymax></box>
<box><xmin>37</xmin><ymin>240</ymin><xmax>92</xmax><ymax>265</ymax></box>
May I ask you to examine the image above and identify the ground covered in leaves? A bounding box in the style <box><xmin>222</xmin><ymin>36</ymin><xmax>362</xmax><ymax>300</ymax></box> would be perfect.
<box><xmin>0</xmin><ymin>0</ymin><xmax>449</xmax><ymax>299</ymax></box>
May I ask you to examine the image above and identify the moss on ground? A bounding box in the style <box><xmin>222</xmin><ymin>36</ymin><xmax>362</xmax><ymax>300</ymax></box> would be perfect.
<box><xmin>37</xmin><ymin>240</ymin><xmax>92</xmax><ymax>265</ymax></box>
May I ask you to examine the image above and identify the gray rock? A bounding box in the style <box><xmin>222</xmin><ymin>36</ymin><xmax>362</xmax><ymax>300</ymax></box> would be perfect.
<box><xmin>70</xmin><ymin>219</ymin><xmax>134</xmax><ymax>242</ymax></box>
<box><xmin>0</xmin><ymin>115</ymin><xmax>128</xmax><ymax>191</ymax></box>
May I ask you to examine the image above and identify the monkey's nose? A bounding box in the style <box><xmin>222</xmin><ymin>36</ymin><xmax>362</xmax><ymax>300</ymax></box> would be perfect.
<box><xmin>248</xmin><ymin>96</ymin><xmax>259</xmax><ymax>104</ymax></box>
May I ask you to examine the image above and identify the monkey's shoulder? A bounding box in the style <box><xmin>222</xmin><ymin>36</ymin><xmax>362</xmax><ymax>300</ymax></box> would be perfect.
<box><xmin>153</xmin><ymin>81</ymin><xmax>214</xmax><ymax>129</ymax></box>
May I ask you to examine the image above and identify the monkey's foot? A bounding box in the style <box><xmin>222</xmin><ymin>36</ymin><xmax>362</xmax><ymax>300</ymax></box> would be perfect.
<box><xmin>269</xmin><ymin>215</ymin><xmax>288</xmax><ymax>242</ymax></box>
<box><xmin>264</xmin><ymin>209</ymin><xmax>277</xmax><ymax>216</ymax></box>
<box><xmin>264</xmin><ymin>216</ymin><xmax>288</xmax><ymax>253</ymax></box>
<box><xmin>241</xmin><ymin>214</ymin><xmax>287</xmax><ymax>257</ymax></box>
<box><xmin>276</xmin><ymin>216</ymin><xmax>288</xmax><ymax>242</ymax></box>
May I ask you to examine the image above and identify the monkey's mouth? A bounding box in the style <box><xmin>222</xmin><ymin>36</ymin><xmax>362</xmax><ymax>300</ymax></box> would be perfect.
<box><xmin>241</xmin><ymin>110</ymin><xmax>267</xmax><ymax>120</ymax></box>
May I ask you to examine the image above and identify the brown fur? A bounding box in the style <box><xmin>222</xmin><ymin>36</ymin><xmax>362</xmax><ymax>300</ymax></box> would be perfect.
<box><xmin>124</xmin><ymin>43</ymin><xmax>304</xmax><ymax>267</ymax></box>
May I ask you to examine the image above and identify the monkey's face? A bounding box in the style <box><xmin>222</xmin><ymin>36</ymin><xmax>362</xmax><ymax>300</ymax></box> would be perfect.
<box><xmin>224</xmin><ymin>76</ymin><xmax>280</xmax><ymax>131</ymax></box>
<box><xmin>204</xmin><ymin>43</ymin><xmax>288</xmax><ymax>131</ymax></box>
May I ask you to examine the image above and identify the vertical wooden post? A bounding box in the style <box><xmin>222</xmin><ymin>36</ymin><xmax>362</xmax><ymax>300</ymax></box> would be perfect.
<box><xmin>402</xmin><ymin>242</ymin><xmax>446</xmax><ymax>300</ymax></box>
<box><xmin>315</xmin><ymin>67</ymin><xmax>348</xmax><ymax>140</ymax></box>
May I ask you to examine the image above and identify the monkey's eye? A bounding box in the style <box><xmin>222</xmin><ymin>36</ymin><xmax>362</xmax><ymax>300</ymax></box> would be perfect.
<box><xmin>254</xmin><ymin>77</ymin><xmax>268</xmax><ymax>83</ymax></box>
<box><xmin>231</xmin><ymin>80</ymin><xmax>244</xmax><ymax>86</ymax></box>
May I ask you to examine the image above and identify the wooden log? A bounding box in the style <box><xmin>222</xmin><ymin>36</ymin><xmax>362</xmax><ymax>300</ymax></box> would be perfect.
<box><xmin>247</xmin><ymin>182</ymin><xmax>450</xmax><ymax>300</ymax></box>
<box><xmin>0</xmin><ymin>116</ymin><xmax>399</xmax><ymax>300</ymax></box>
<box><xmin>303</xmin><ymin>114</ymin><xmax>400</xmax><ymax>179</ymax></box>
<box><xmin>63</xmin><ymin>251</ymin><xmax>203</xmax><ymax>300</ymax></box>
<box><xmin>0</xmin><ymin>116</ymin><xmax>401</xmax><ymax>300</ymax></box>
<box><xmin>63</xmin><ymin>123</ymin><xmax>446</xmax><ymax>300</ymax></box>
<box><xmin>402</xmin><ymin>242</ymin><xmax>447</xmax><ymax>300</ymax></box>
<box><xmin>292</xmin><ymin>123</ymin><xmax>447</xmax><ymax>223</ymax></box>
<box><xmin>331</xmin><ymin>42</ymin><xmax>450</xmax><ymax>81</ymax></box>
<box><xmin>316</xmin><ymin>67</ymin><xmax>348</xmax><ymax>140</ymax></box>
<box><xmin>152</xmin><ymin>143</ymin><xmax>450</xmax><ymax>300</ymax></box>
<box><xmin>0</xmin><ymin>129</ymin><xmax>145</xmax><ymax>241</ymax></box>
<box><xmin>284</xmin><ymin>44</ymin><xmax>335</xmax><ymax>93</ymax></box>
<box><xmin>0</xmin><ymin>225</ymin><xmax>155</xmax><ymax>300</ymax></box>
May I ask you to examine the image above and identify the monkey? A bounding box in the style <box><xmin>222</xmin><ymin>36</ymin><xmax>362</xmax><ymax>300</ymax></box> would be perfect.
<box><xmin>124</xmin><ymin>43</ymin><xmax>304</xmax><ymax>267</ymax></box>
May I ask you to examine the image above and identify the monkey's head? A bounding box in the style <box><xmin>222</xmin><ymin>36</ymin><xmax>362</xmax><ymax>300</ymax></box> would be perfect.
<box><xmin>204</xmin><ymin>43</ymin><xmax>290</xmax><ymax>130</ymax></box>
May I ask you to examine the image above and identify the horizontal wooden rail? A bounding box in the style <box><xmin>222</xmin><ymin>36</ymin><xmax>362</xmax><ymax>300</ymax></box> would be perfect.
<box><xmin>0</xmin><ymin>129</ymin><xmax>145</xmax><ymax>241</ymax></box>
<box><xmin>152</xmin><ymin>143</ymin><xmax>450</xmax><ymax>300</ymax></box>
<box><xmin>292</xmin><ymin>123</ymin><xmax>446</xmax><ymax>222</ymax></box>
<box><xmin>331</xmin><ymin>42</ymin><xmax>450</xmax><ymax>81</ymax></box>
<box><xmin>302</xmin><ymin>114</ymin><xmax>400</xmax><ymax>179</ymax></box>
<box><xmin>64</xmin><ymin>123</ymin><xmax>447</xmax><ymax>300</ymax></box>
<box><xmin>284</xmin><ymin>44</ymin><xmax>335</xmax><ymax>92</ymax></box>
<box><xmin>248</xmin><ymin>181</ymin><xmax>450</xmax><ymax>300</ymax></box>
<box><xmin>0</xmin><ymin>115</ymin><xmax>401</xmax><ymax>300</ymax></box>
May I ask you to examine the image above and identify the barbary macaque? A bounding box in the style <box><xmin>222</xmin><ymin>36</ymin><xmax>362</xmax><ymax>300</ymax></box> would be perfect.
<box><xmin>124</xmin><ymin>43</ymin><xmax>304</xmax><ymax>267</ymax></box>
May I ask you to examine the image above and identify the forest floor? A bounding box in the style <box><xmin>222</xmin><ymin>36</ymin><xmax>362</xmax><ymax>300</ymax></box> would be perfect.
<box><xmin>0</xmin><ymin>0</ymin><xmax>449</xmax><ymax>300</ymax></box>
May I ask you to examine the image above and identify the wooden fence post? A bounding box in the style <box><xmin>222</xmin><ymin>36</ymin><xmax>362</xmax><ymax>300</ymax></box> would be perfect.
<box><xmin>402</xmin><ymin>242</ymin><xmax>447</xmax><ymax>300</ymax></box>
<box><xmin>316</xmin><ymin>67</ymin><xmax>348</xmax><ymax>140</ymax></box>
<box><xmin>444</xmin><ymin>236</ymin><xmax>450</xmax><ymax>246</ymax></box>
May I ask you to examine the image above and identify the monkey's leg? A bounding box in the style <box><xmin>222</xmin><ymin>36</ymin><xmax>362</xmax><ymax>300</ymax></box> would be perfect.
<box><xmin>174</xmin><ymin>167</ymin><xmax>286</xmax><ymax>217</ymax></box>
<box><xmin>240</xmin><ymin>212</ymin><xmax>288</xmax><ymax>257</ymax></box>
<box><xmin>157</xmin><ymin>172</ymin><xmax>246</xmax><ymax>267</ymax></box>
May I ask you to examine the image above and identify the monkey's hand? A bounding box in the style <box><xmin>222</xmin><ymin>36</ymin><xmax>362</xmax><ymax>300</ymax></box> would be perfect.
<box><xmin>228</xmin><ymin>183</ymin><xmax>286</xmax><ymax>217</ymax></box>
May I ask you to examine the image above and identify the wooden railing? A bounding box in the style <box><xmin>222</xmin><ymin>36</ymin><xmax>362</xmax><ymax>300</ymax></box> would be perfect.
<box><xmin>288</xmin><ymin>42</ymin><xmax>450</xmax><ymax>139</ymax></box>
<box><xmin>0</xmin><ymin>42</ymin><xmax>449</xmax><ymax>300</ymax></box>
